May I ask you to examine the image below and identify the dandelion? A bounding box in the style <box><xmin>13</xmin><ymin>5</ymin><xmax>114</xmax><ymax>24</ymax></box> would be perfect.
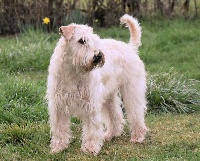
<box><xmin>43</xmin><ymin>17</ymin><xmax>50</xmax><ymax>25</ymax></box>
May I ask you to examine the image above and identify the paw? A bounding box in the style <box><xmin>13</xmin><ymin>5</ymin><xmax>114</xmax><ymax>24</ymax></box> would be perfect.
<box><xmin>131</xmin><ymin>127</ymin><xmax>148</xmax><ymax>143</ymax></box>
<box><xmin>131</xmin><ymin>136</ymin><xmax>145</xmax><ymax>143</ymax></box>
<box><xmin>104</xmin><ymin>132</ymin><xmax>113</xmax><ymax>141</ymax></box>
<box><xmin>104</xmin><ymin>130</ymin><xmax>123</xmax><ymax>141</ymax></box>
<box><xmin>50</xmin><ymin>140</ymin><xmax>69</xmax><ymax>154</ymax></box>
<box><xmin>81</xmin><ymin>142</ymin><xmax>102</xmax><ymax>156</ymax></box>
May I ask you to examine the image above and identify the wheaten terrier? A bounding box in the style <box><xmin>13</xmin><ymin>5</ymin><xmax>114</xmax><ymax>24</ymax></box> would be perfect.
<box><xmin>46</xmin><ymin>14</ymin><xmax>148</xmax><ymax>155</ymax></box>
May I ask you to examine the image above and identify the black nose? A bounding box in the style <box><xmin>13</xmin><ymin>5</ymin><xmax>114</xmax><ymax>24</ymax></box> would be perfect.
<box><xmin>93</xmin><ymin>52</ymin><xmax>103</xmax><ymax>64</ymax></box>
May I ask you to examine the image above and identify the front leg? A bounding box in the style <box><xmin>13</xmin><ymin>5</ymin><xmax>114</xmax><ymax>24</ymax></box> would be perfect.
<box><xmin>48</xmin><ymin>99</ymin><xmax>71</xmax><ymax>153</ymax></box>
<box><xmin>81</xmin><ymin>110</ymin><xmax>104</xmax><ymax>155</ymax></box>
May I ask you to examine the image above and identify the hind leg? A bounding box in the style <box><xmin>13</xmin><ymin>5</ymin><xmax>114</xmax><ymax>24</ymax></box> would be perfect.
<box><xmin>101</xmin><ymin>92</ymin><xmax>125</xmax><ymax>141</ymax></box>
<box><xmin>121</xmin><ymin>80</ymin><xmax>148</xmax><ymax>143</ymax></box>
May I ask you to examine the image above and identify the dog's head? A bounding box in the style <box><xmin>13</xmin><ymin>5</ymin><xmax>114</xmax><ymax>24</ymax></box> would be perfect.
<box><xmin>59</xmin><ymin>24</ymin><xmax>105</xmax><ymax>71</ymax></box>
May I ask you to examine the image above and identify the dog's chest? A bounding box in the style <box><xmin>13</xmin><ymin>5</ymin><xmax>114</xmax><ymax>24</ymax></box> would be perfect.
<box><xmin>59</xmin><ymin>77</ymin><xmax>90</xmax><ymax>105</ymax></box>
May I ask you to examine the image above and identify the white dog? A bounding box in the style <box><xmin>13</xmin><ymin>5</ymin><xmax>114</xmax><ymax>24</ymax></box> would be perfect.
<box><xmin>46</xmin><ymin>14</ymin><xmax>148</xmax><ymax>155</ymax></box>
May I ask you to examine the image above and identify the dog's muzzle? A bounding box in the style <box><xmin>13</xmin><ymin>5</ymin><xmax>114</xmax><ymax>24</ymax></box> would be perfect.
<box><xmin>84</xmin><ymin>51</ymin><xmax>105</xmax><ymax>71</ymax></box>
<box><xmin>93</xmin><ymin>52</ymin><xmax>104</xmax><ymax>64</ymax></box>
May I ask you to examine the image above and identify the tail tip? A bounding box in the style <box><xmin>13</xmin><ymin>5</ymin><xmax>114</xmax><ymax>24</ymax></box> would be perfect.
<box><xmin>119</xmin><ymin>14</ymin><xmax>142</xmax><ymax>48</ymax></box>
<box><xmin>120</xmin><ymin>14</ymin><xmax>139</xmax><ymax>25</ymax></box>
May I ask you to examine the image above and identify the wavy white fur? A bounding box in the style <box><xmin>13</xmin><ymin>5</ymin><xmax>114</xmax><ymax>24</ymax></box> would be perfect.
<box><xmin>46</xmin><ymin>14</ymin><xmax>148</xmax><ymax>155</ymax></box>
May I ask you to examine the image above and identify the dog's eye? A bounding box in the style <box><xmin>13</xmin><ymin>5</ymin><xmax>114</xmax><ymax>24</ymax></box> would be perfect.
<box><xmin>78</xmin><ymin>38</ymin><xmax>86</xmax><ymax>44</ymax></box>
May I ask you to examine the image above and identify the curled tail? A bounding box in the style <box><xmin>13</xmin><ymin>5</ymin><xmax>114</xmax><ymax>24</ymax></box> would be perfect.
<box><xmin>120</xmin><ymin>14</ymin><xmax>141</xmax><ymax>49</ymax></box>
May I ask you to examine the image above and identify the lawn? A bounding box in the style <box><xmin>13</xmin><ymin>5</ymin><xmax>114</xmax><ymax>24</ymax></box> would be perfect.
<box><xmin>1</xmin><ymin>114</ymin><xmax>199</xmax><ymax>160</ymax></box>
<box><xmin>0</xmin><ymin>19</ymin><xmax>200</xmax><ymax>160</ymax></box>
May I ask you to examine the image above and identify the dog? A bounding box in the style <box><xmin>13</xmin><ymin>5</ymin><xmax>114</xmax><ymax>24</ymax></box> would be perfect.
<box><xmin>46</xmin><ymin>14</ymin><xmax>148</xmax><ymax>155</ymax></box>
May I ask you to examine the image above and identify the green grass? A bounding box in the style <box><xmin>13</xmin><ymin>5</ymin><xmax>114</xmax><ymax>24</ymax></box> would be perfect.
<box><xmin>0</xmin><ymin>19</ymin><xmax>200</xmax><ymax>160</ymax></box>
<box><xmin>0</xmin><ymin>72</ymin><xmax>47</xmax><ymax>124</ymax></box>
<box><xmin>147</xmin><ymin>70</ymin><xmax>200</xmax><ymax>113</ymax></box>
<box><xmin>0</xmin><ymin>30</ymin><xmax>57</xmax><ymax>72</ymax></box>
<box><xmin>1</xmin><ymin>114</ymin><xmax>199</xmax><ymax>160</ymax></box>
<box><xmin>140</xmin><ymin>19</ymin><xmax>200</xmax><ymax>80</ymax></box>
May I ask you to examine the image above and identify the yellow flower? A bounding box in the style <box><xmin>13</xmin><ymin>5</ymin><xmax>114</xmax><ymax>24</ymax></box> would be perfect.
<box><xmin>43</xmin><ymin>17</ymin><xmax>50</xmax><ymax>25</ymax></box>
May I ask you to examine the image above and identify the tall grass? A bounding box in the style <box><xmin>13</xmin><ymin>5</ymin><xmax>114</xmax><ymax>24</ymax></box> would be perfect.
<box><xmin>147</xmin><ymin>69</ymin><xmax>200</xmax><ymax>113</ymax></box>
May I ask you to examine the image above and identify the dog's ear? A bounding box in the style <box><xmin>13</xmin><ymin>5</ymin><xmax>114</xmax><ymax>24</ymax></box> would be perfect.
<box><xmin>59</xmin><ymin>26</ymin><xmax>75</xmax><ymax>40</ymax></box>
